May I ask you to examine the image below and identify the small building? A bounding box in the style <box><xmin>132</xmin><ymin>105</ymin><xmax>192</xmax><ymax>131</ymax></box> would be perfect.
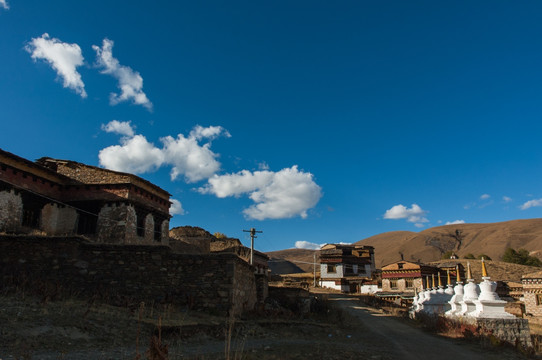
<box><xmin>0</xmin><ymin>149</ymin><xmax>171</xmax><ymax>245</ymax></box>
<box><xmin>379</xmin><ymin>260</ymin><xmax>464</xmax><ymax>305</ymax></box>
<box><xmin>522</xmin><ymin>271</ymin><xmax>542</xmax><ymax>317</ymax></box>
<box><xmin>319</xmin><ymin>244</ymin><xmax>375</xmax><ymax>292</ymax></box>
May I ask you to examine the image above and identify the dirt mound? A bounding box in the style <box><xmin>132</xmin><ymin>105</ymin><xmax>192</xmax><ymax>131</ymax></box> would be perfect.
<box><xmin>169</xmin><ymin>226</ymin><xmax>215</xmax><ymax>253</ymax></box>
<box><xmin>209</xmin><ymin>237</ymin><xmax>243</xmax><ymax>252</ymax></box>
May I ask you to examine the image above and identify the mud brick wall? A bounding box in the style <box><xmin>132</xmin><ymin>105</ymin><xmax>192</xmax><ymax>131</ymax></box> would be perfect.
<box><xmin>0</xmin><ymin>235</ymin><xmax>258</xmax><ymax>316</ymax></box>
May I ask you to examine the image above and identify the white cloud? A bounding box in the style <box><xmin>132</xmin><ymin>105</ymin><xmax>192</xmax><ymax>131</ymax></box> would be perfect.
<box><xmin>295</xmin><ymin>241</ymin><xmax>321</xmax><ymax>250</ymax></box>
<box><xmin>521</xmin><ymin>199</ymin><xmax>542</xmax><ymax>210</ymax></box>
<box><xmin>445</xmin><ymin>220</ymin><xmax>465</xmax><ymax>225</ymax></box>
<box><xmin>0</xmin><ymin>0</ymin><xmax>9</xmax><ymax>10</ymax></box>
<box><xmin>190</xmin><ymin>125</ymin><xmax>231</xmax><ymax>140</ymax></box>
<box><xmin>503</xmin><ymin>196</ymin><xmax>512</xmax><ymax>203</ymax></box>
<box><xmin>161</xmin><ymin>127</ymin><xmax>229</xmax><ymax>182</ymax></box>
<box><xmin>199</xmin><ymin>166</ymin><xmax>322</xmax><ymax>220</ymax></box>
<box><xmin>169</xmin><ymin>199</ymin><xmax>185</xmax><ymax>215</ymax></box>
<box><xmin>101</xmin><ymin>120</ymin><xmax>135</xmax><ymax>137</ymax></box>
<box><xmin>26</xmin><ymin>33</ymin><xmax>86</xmax><ymax>97</ymax></box>
<box><xmin>383</xmin><ymin>204</ymin><xmax>428</xmax><ymax>224</ymax></box>
<box><xmin>93</xmin><ymin>38</ymin><xmax>152</xmax><ymax>110</ymax></box>
<box><xmin>99</xmin><ymin>124</ymin><xmax>226</xmax><ymax>183</ymax></box>
<box><xmin>99</xmin><ymin>134</ymin><xmax>164</xmax><ymax>174</ymax></box>
<box><xmin>480</xmin><ymin>194</ymin><xmax>491</xmax><ymax>200</ymax></box>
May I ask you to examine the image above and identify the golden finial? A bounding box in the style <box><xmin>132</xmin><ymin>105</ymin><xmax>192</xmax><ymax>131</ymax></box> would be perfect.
<box><xmin>456</xmin><ymin>264</ymin><xmax>461</xmax><ymax>282</ymax></box>
<box><xmin>447</xmin><ymin>269</ymin><xmax>451</xmax><ymax>286</ymax></box>
<box><xmin>426</xmin><ymin>276</ymin><xmax>430</xmax><ymax>289</ymax></box>
<box><xmin>438</xmin><ymin>272</ymin><xmax>443</xmax><ymax>287</ymax></box>
<box><xmin>432</xmin><ymin>274</ymin><xmax>436</xmax><ymax>288</ymax></box>
<box><xmin>467</xmin><ymin>261</ymin><xmax>472</xmax><ymax>280</ymax></box>
<box><xmin>481</xmin><ymin>257</ymin><xmax>488</xmax><ymax>277</ymax></box>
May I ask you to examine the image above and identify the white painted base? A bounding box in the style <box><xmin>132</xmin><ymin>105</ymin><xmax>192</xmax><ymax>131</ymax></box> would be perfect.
<box><xmin>471</xmin><ymin>299</ymin><xmax>516</xmax><ymax>319</ymax></box>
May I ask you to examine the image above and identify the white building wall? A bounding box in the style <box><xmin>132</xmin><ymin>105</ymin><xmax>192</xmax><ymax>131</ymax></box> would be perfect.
<box><xmin>320</xmin><ymin>263</ymin><xmax>344</xmax><ymax>278</ymax></box>
<box><xmin>360</xmin><ymin>284</ymin><xmax>381</xmax><ymax>294</ymax></box>
<box><xmin>320</xmin><ymin>280</ymin><xmax>349</xmax><ymax>292</ymax></box>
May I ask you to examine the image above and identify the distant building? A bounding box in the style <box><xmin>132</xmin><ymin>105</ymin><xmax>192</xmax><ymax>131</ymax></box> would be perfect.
<box><xmin>522</xmin><ymin>271</ymin><xmax>542</xmax><ymax>316</ymax></box>
<box><xmin>0</xmin><ymin>149</ymin><xmax>171</xmax><ymax>245</ymax></box>
<box><xmin>319</xmin><ymin>244</ymin><xmax>375</xmax><ymax>292</ymax></box>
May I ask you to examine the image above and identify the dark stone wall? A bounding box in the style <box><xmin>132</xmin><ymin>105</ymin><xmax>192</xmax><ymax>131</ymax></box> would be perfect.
<box><xmin>0</xmin><ymin>235</ymin><xmax>258</xmax><ymax>316</ymax></box>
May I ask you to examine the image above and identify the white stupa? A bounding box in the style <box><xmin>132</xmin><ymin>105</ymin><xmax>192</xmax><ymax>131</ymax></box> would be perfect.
<box><xmin>471</xmin><ymin>258</ymin><xmax>515</xmax><ymax>319</ymax></box>
<box><xmin>413</xmin><ymin>277</ymin><xmax>427</xmax><ymax>312</ymax></box>
<box><xmin>445</xmin><ymin>269</ymin><xmax>455</xmax><ymax>296</ymax></box>
<box><xmin>446</xmin><ymin>265</ymin><xmax>464</xmax><ymax>317</ymax></box>
<box><xmin>458</xmin><ymin>262</ymin><xmax>479</xmax><ymax>317</ymax></box>
<box><xmin>422</xmin><ymin>272</ymin><xmax>452</xmax><ymax>315</ymax></box>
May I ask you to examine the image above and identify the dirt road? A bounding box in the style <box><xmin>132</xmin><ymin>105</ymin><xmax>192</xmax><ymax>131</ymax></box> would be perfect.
<box><xmin>328</xmin><ymin>294</ymin><xmax>525</xmax><ymax>360</ymax></box>
<box><xmin>0</xmin><ymin>293</ymin><xmax>528</xmax><ymax>359</ymax></box>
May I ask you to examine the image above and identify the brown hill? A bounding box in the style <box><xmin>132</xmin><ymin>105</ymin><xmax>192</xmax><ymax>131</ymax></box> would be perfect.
<box><xmin>429</xmin><ymin>259</ymin><xmax>540</xmax><ymax>283</ymax></box>
<box><xmin>266</xmin><ymin>248</ymin><xmax>318</xmax><ymax>274</ymax></box>
<box><xmin>356</xmin><ymin>218</ymin><xmax>542</xmax><ymax>267</ymax></box>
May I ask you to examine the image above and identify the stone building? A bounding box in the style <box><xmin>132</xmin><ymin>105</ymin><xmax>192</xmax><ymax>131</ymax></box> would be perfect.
<box><xmin>0</xmin><ymin>149</ymin><xmax>171</xmax><ymax>245</ymax></box>
<box><xmin>319</xmin><ymin>244</ymin><xmax>375</xmax><ymax>292</ymax></box>
<box><xmin>522</xmin><ymin>271</ymin><xmax>542</xmax><ymax>316</ymax></box>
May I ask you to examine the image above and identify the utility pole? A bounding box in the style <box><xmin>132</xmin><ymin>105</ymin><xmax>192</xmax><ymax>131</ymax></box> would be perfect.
<box><xmin>243</xmin><ymin>227</ymin><xmax>262</xmax><ymax>265</ymax></box>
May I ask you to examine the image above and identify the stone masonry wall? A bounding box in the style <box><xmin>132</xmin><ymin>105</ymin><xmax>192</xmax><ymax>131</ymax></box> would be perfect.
<box><xmin>0</xmin><ymin>190</ymin><xmax>22</xmax><ymax>232</ymax></box>
<box><xmin>0</xmin><ymin>235</ymin><xmax>258</xmax><ymax>316</ymax></box>
<box><xmin>97</xmin><ymin>203</ymin><xmax>137</xmax><ymax>244</ymax></box>
<box><xmin>41</xmin><ymin>203</ymin><xmax>78</xmax><ymax>235</ymax></box>
<box><xmin>144</xmin><ymin>213</ymin><xmax>154</xmax><ymax>242</ymax></box>
<box><xmin>524</xmin><ymin>291</ymin><xmax>542</xmax><ymax>317</ymax></box>
<box><xmin>160</xmin><ymin>220</ymin><xmax>169</xmax><ymax>245</ymax></box>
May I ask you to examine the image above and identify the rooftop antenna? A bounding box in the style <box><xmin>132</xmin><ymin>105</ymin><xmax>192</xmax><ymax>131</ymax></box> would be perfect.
<box><xmin>243</xmin><ymin>227</ymin><xmax>263</xmax><ymax>265</ymax></box>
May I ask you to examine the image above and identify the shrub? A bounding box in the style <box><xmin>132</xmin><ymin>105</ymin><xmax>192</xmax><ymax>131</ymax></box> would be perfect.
<box><xmin>502</xmin><ymin>247</ymin><xmax>542</xmax><ymax>267</ymax></box>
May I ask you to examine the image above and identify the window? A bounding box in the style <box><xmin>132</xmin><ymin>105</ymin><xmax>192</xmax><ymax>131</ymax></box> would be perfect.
<box><xmin>327</xmin><ymin>264</ymin><xmax>336</xmax><ymax>273</ymax></box>
<box><xmin>405</xmin><ymin>279</ymin><xmax>414</xmax><ymax>289</ymax></box>
<box><xmin>536</xmin><ymin>294</ymin><xmax>542</xmax><ymax>306</ymax></box>
<box><xmin>398</xmin><ymin>263</ymin><xmax>403</xmax><ymax>269</ymax></box>
<box><xmin>390</xmin><ymin>280</ymin><xmax>398</xmax><ymax>290</ymax></box>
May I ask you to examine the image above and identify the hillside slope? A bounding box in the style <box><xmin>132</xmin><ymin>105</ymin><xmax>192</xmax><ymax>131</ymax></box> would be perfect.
<box><xmin>266</xmin><ymin>248</ymin><xmax>318</xmax><ymax>274</ymax></box>
<box><xmin>357</xmin><ymin>218</ymin><xmax>542</xmax><ymax>267</ymax></box>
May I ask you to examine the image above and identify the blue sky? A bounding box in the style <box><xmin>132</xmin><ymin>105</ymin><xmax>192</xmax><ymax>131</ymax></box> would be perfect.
<box><xmin>2</xmin><ymin>1</ymin><xmax>542</xmax><ymax>252</ymax></box>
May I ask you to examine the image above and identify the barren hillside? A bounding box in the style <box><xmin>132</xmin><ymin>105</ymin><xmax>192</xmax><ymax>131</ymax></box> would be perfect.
<box><xmin>357</xmin><ymin>218</ymin><xmax>542</xmax><ymax>267</ymax></box>
<box><xmin>266</xmin><ymin>248</ymin><xmax>318</xmax><ymax>274</ymax></box>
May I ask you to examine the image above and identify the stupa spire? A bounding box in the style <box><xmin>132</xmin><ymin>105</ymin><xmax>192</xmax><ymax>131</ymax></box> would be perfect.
<box><xmin>456</xmin><ymin>264</ymin><xmax>461</xmax><ymax>282</ymax></box>
<box><xmin>467</xmin><ymin>262</ymin><xmax>472</xmax><ymax>280</ymax></box>
<box><xmin>481</xmin><ymin>257</ymin><xmax>488</xmax><ymax>278</ymax></box>
<box><xmin>447</xmin><ymin>269</ymin><xmax>451</xmax><ymax>286</ymax></box>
